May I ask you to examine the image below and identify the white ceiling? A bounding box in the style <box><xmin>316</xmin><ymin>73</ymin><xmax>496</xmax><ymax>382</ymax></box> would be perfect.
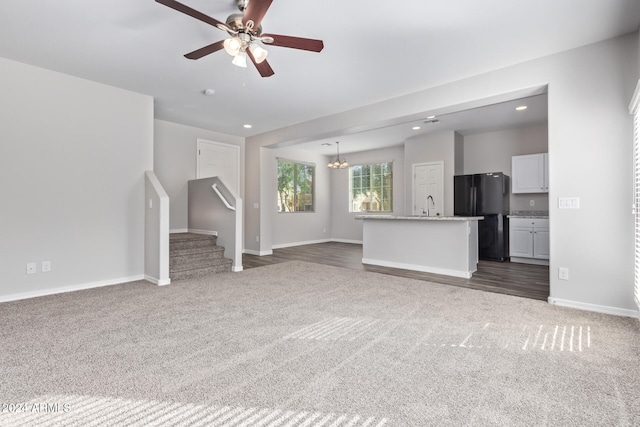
<box><xmin>1</xmin><ymin>0</ymin><xmax>638</xmax><ymax>152</ymax></box>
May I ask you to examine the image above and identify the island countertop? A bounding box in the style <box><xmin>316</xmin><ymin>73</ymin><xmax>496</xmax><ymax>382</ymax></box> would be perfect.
<box><xmin>355</xmin><ymin>215</ymin><xmax>484</xmax><ymax>221</ymax></box>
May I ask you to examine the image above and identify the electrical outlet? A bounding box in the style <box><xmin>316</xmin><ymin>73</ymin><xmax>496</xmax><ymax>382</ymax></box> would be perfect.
<box><xmin>42</xmin><ymin>261</ymin><xmax>51</xmax><ymax>272</ymax></box>
<box><xmin>558</xmin><ymin>267</ymin><xmax>569</xmax><ymax>281</ymax></box>
<box><xmin>256</xmin><ymin>235</ymin><xmax>260</xmax><ymax>242</ymax></box>
<box><xmin>529</xmin><ymin>200</ymin><xmax>535</xmax><ymax>207</ymax></box>
<box><xmin>26</xmin><ymin>263</ymin><xmax>37</xmax><ymax>275</ymax></box>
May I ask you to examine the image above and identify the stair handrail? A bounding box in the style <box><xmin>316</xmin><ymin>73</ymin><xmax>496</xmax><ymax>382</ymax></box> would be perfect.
<box><xmin>212</xmin><ymin>183</ymin><xmax>235</xmax><ymax>211</ymax></box>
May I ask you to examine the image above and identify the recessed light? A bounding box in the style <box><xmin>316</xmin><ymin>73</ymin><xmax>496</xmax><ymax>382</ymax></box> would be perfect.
<box><xmin>203</xmin><ymin>89</ymin><xmax>215</xmax><ymax>96</ymax></box>
<box><xmin>412</xmin><ymin>126</ymin><xmax>421</xmax><ymax>130</ymax></box>
<box><xmin>426</xmin><ymin>115</ymin><xmax>436</xmax><ymax>119</ymax></box>
<box><xmin>321</xmin><ymin>143</ymin><xmax>332</xmax><ymax>147</ymax></box>
<box><xmin>516</xmin><ymin>105</ymin><xmax>528</xmax><ymax>111</ymax></box>
<box><xmin>243</xmin><ymin>124</ymin><xmax>252</xmax><ymax>129</ymax></box>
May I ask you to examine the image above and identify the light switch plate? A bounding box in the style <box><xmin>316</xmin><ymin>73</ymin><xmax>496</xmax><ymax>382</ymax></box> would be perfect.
<box><xmin>558</xmin><ymin>197</ymin><xmax>580</xmax><ymax>209</ymax></box>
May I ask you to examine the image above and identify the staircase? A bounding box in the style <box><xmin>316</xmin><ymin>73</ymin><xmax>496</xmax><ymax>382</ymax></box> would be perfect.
<box><xmin>169</xmin><ymin>233</ymin><xmax>233</xmax><ymax>280</ymax></box>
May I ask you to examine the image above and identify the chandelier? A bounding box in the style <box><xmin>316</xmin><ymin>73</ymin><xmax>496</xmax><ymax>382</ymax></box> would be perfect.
<box><xmin>327</xmin><ymin>141</ymin><xmax>349</xmax><ymax>169</ymax></box>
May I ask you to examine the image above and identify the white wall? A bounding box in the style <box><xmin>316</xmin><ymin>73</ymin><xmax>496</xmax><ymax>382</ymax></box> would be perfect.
<box><xmin>153</xmin><ymin>119</ymin><xmax>244</xmax><ymax>231</ymax></box>
<box><xmin>330</xmin><ymin>145</ymin><xmax>405</xmax><ymax>243</ymax></box>
<box><xmin>0</xmin><ymin>58</ymin><xmax>153</xmax><ymax>300</ymax></box>
<box><xmin>266</xmin><ymin>146</ymin><xmax>331</xmax><ymax>248</ymax></box>
<box><xmin>463</xmin><ymin>123</ymin><xmax>549</xmax><ymax>212</ymax></box>
<box><xmin>246</xmin><ymin>33</ymin><xmax>639</xmax><ymax>316</ymax></box>
<box><xmin>404</xmin><ymin>131</ymin><xmax>458</xmax><ymax>216</ymax></box>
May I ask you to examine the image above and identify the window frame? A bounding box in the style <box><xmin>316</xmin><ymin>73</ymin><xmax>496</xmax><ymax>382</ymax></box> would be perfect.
<box><xmin>348</xmin><ymin>161</ymin><xmax>393</xmax><ymax>213</ymax></box>
<box><xmin>276</xmin><ymin>158</ymin><xmax>316</xmax><ymax>213</ymax></box>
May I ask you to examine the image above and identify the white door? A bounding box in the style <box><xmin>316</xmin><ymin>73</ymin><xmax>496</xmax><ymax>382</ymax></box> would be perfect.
<box><xmin>413</xmin><ymin>162</ymin><xmax>444</xmax><ymax>216</ymax></box>
<box><xmin>197</xmin><ymin>139</ymin><xmax>240</xmax><ymax>195</ymax></box>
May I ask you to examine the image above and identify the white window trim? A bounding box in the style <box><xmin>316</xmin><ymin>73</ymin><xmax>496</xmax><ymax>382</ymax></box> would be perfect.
<box><xmin>349</xmin><ymin>161</ymin><xmax>394</xmax><ymax>213</ymax></box>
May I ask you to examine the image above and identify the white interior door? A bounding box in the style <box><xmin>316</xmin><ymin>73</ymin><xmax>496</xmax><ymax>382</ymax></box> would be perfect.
<box><xmin>413</xmin><ymin>162</ymin><xmax>444</xmax><ymax>216</ymax></box>
<box><xmin>197</xmin><ymin>139</ymin><xmax>240</xmax><ymax>195</ymax></box>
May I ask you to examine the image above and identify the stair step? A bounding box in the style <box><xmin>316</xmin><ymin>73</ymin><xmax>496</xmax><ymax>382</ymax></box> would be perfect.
<box><xmin>170</xmin><ymin>253</ymin><xmax>229</xmax><ymax>272</ymax></box>
<box><xmin>170</xmin><ymin>260</ymin><xmax>233</xmax><ymax>281</ymax></box>
<box><xmin>170</xmin><ymin>233</ymin><xmax>218</xmax><ymax>251</ymax></box>
<box><xmin>169</xmin><ymin>232</ymin><xmax>232</xmax><ymax>280</ymax></box>
<box><xmin>170</xmin><ymin>244</ymin><xmax>225</xmax><ymax>257</ymax></box>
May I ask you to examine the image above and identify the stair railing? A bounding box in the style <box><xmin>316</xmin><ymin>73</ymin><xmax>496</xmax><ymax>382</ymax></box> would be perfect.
<box><xmin>212</xmin><ymin>183</ymin><xmax>235</xmax><ymax>211</ymax></box>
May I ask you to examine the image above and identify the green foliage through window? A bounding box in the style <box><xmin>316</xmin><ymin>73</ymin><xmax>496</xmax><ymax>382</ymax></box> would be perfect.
<box><xmin>350</xmin><ymin>162</ymin><xmax>393</xmax><ymax>212</ymax></box>
<box><xmin>277</xmin><ymin>160</ymin><xmax>315</xmax><ymax>213</ymax></box>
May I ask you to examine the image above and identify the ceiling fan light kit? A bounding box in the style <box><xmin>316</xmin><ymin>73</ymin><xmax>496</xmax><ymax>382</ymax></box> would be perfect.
<box><xmin>231</xmin><ymin>51</ymin><xmax>248</xmax><ymax>68</ymax></box>
<box><xmin>156</xmin><ymin>0</ymin><xmax>324</xmax><ymax>77</ymax></box>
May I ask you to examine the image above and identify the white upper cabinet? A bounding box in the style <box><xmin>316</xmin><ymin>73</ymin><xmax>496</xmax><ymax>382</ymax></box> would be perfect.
<box><xmin>511</xmin><ymin>153</ymin><xmax>548</xmax><ymax>193</ymax></box>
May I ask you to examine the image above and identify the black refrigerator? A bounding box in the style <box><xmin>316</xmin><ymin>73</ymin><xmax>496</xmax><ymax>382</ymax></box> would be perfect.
<box><xmin>454</xmin><ymin>172</ymin><xmax>510</xmax><ymax>261</ymax></box>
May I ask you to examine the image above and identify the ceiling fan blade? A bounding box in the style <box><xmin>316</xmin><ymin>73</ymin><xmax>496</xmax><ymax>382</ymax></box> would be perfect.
<box><xmin>261</xmin><ymin>34</ymin><xmax>324</xmax><ymax>52</ymax></box>
<box><xmin>184</xmin><ymin>40</ymin><xmax>225</xmax><ymax>60</ymax></box>
<box><xmin>247</xmin><ymin>48</ymin><xmax>275</xmax><ymax>77</ymax></box>
<box><xmin>242</xmin><ymin>0</ymin><xmax>273</xmax><ymax>28</ymax></box>
<box><xmin>156</xmin><ymin>0</ymin><xmax>225</xmax><ymax>29</ymax></box>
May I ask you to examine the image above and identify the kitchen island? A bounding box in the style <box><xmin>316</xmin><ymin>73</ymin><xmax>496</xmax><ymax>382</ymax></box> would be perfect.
<box><xmin>356</xmin><ymin>215</ymin><xmax>483</xmax><ymax>278</ymax></box>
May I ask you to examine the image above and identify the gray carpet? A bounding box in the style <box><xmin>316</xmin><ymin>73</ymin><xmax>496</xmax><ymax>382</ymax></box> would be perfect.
<box><xmin>1</xmin><ymin>260</ymin><xmax>639</xmax><ymax>426</ymax></box>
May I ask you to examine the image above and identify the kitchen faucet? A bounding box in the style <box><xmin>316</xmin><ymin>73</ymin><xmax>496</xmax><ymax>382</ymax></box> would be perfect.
<box><xmin>423</xmin><ymin>195</ymin><xmax>435</xmax><ymax>216</ymax></box>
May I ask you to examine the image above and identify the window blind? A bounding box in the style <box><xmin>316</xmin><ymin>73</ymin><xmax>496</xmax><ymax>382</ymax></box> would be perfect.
<box><xmin>632</xmin><ymin>81</ymin><xmax>640</xmax><ymax>312</ymax></box>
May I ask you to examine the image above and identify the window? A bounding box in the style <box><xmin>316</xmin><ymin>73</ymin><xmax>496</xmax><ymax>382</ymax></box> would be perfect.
<box><xmin>277</xmin><ymin>159</ymin><xmax>315</xmax><ymax>213</ymax></box>
<box><xmin>350</xmin><ymin>162</ymin><xmax>393</xmax><ymax>212</ymax></box>
<box><xmin>632</xmin><ymin>83</ymin><xmax>640</xmax><ymax>312</ymax></box>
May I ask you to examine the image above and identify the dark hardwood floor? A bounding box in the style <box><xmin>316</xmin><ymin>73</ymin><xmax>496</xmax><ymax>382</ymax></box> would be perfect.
<box><xmin>243</xmin><ymin>242</ymin><xmax>550</xmax><ymax>301</ymax></box>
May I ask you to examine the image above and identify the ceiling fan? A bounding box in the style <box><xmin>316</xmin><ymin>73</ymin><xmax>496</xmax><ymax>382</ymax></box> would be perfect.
<box><xmin>156</xmin><ymin>0</ymin><xmax>324</xmax><ymax>77</ymax></box>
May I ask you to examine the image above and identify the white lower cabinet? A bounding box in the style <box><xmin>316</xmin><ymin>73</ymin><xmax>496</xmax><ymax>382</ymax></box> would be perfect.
<box><xmin>509</xmin><ymin>218</ymin><xmax>549</xmax><ymax>265</ymax></box>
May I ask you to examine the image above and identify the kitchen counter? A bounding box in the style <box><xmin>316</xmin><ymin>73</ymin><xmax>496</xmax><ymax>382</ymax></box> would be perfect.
<box><xmin>355</xmin><ymin>214</ymin><xmax>484</xmax><ymax>221</ymax></box>
<box><xmin>357</xmin><ymin>215</ymin><xmax>482</xmax><ymax>278</ymax></box>
<box><xmin>508</xmin><ymin>211</ymin><xmax>549</xmax><ymax>219</ymax></box>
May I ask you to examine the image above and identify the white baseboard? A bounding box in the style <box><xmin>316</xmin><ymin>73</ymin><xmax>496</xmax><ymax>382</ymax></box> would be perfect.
<box><xmin>548</xmin><ymin>297</ymin><xmax>639</xmax><ymax>318</ymax></box>
<box><xmin>170</xmin><ymin>228</ymin><xmax>189</xmax><ymax>234</ymax></box>
<box><xmin>510</xmin><ymin>257</ymin><xmax>549</xmax><ymax>266</ymax></box>
<box><xmin>144</xmin><ymin>275</ymin><xmax>171</xmax><ymax>286</ymax></box>
<box><xmin>362</xmin><ymin>258</ymin><xmax>474</xmax><ymax>279</ymax></box>
<box><xmin>188</xmin><ymin>229</ymin><xmax>218</xmax><ymax>236</ymax></box>
<box><xmin>271</xmin><ymin>239</ymin><xmax>331</xmax><ymax>249</ymax></box>
<box><xmin>243</xmin><ymin>249</ymin><xmax>273</xmax><ymax>256</ymax></box>
<box><xmin>330</xmin><ymin>238</ymin><xmax>363</xmax><ymax>245</ymax></box>
<box><xmin>0</xmin><ymin>275</ymin><xmax>146</xmax><ymax>303</ymax></box>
